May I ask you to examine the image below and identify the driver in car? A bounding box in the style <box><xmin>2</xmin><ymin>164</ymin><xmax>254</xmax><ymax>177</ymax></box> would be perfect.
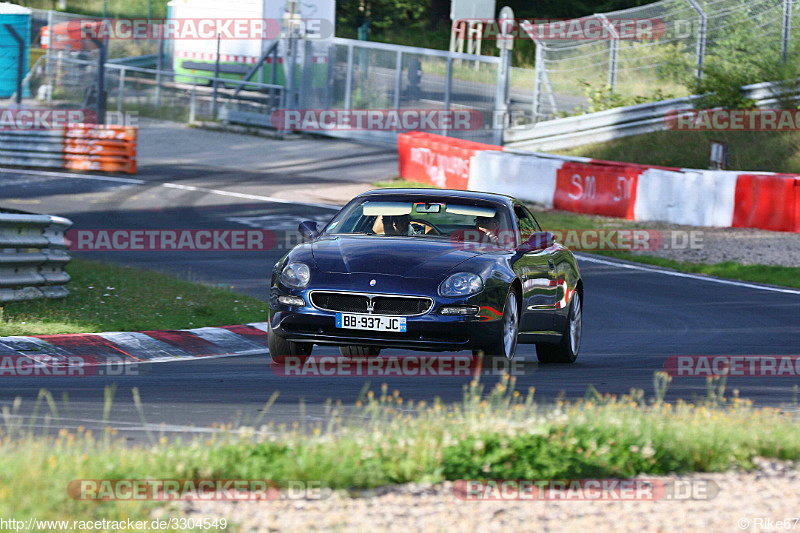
<box><xmin>475</xmin><ymin>215</ymin><xmax>500</xmax><ymax>245</ymax></box>
<box><xmin>383</xmin><ymin>214</ymin><xmax>421</xmax><ymax>236</ymax></box>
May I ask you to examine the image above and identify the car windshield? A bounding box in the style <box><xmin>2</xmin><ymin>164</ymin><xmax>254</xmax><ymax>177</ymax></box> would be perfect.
<box><xmin>324</xmin><ymin>196</ymin><xmax>515</xmax><ymax>247</ymax></box>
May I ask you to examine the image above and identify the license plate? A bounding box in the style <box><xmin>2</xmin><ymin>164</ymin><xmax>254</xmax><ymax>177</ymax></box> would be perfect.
<box><xmin>335</xmin><ymin>313</ymin><xmax>407</xmax><ymax>332</ymax></box>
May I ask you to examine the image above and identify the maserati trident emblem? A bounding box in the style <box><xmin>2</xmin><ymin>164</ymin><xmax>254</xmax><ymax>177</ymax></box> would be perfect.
<box><xmin>366</xmin><ymin>299</ymin><xmax>375</xmax><ymax>314</ymax></box>
<box><xmin>370</xmin><ymin>279</ymin><xmax>376</xmax><ymax>286</ymax></box>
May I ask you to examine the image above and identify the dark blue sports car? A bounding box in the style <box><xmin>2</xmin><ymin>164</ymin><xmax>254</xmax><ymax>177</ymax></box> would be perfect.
<box><xmin>268</xmin><ymin>189</ymin><xmax>583</xmax><ymax>363</ymax></box>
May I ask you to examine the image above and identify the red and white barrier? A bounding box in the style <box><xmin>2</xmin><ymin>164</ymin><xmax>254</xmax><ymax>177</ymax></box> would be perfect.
<box><xmin>398</xmin><ymin>132</ymin><xmax>501</xmax><ymax>190</ymax></box>
<box><xmin>468</xmin><ymin>150</ymin><xmax>559</xmax><ymax>207</ymax></box>
<box><xmin>396</xmin><ymin>133</ymin><xmax>799</xmax><ymax>233</ymax></box>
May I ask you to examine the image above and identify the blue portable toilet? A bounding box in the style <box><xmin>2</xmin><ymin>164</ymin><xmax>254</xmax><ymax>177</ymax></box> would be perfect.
<box><xmin>0</xmin><ymin>3</ymin><xmax>30</xmax><ymax>99</ymax></box>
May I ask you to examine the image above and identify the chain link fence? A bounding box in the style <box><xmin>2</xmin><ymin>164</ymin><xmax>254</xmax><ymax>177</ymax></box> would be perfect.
<box><xmin>530</xmin><ymin>0</ymin><xmax>799</xmax><ymax>119</ymax></box>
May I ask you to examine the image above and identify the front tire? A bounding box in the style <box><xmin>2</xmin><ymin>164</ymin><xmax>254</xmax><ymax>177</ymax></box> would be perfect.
<box><xmin>478</xmin><ymin>287</ymin><xmax>520</xmax><ymax>363</ymax></box>
<box><xmin>268</xmin><ymin>322</ymin><xmax>312</xmax><ymax>363</ymax></box>
<box><xmin>536</xmin><ymin>291</ymin><xmax>581</xmax><ymax>364</ymax></box>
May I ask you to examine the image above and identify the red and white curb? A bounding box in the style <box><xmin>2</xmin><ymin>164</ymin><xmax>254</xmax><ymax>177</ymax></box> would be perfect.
<box><xmin>0</xmin><ymin>323</ymin><xmax>271</xmax><ymax>368</ymax></box>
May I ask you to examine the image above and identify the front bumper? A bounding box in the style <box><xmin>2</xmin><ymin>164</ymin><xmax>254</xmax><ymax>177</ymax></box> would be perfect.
<box><xmin>269</xmin><ymin>285</ymin><xmax>503</xmax><ymax>352</ymax></box>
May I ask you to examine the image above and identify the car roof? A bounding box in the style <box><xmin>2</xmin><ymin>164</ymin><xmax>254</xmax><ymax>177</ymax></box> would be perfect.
<box><xmin>356</xmin><ymin>188</ymin><xmax>517</xmax><ymax>207</ymax></box>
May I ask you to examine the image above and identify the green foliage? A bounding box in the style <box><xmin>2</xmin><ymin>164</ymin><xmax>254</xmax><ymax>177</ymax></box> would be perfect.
<box><xmin>580</xmin><ymin>81</ymin><xmax>675</xmax><ymax>113</ymax></box>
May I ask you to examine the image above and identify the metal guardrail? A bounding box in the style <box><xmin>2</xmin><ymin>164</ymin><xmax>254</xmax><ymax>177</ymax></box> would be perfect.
<box><xmin>0</xmin><ymin>125</ymin><xmax>138</xmax><ymax>174</ymax></box>
<box><xmin>505</xmin><ymin>80</ymin><xmax>799</xmax><ymax>151</ymax></box>
<box><xmin>0</xmin><ymin>129</ymin><xmax>67</xmax><ymax>170</ymax></box>
<box><xmin>0</xmin><ymin>213</ymin><xmax>73</xmax><ymax>303</ymax></box>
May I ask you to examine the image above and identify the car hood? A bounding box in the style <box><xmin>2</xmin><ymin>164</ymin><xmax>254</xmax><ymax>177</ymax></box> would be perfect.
<box><xmin>311</xmin><ymin>235</ymin><xmax>484</xmax><ymax>278</ymax></box>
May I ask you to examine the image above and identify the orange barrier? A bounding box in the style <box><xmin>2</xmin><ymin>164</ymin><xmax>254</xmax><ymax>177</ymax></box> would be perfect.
<box><xmin>732</xmin><ymin>174</ymin><xmax>798</xmax><ymax>232</ymax></box>
<box><xmin>554</xmin><ymin>162</ymin><xmax>640</xmax><ymax>219</ymax></box>
<box><xmin>63</xmin><ymin>125</ymin><xmax>137</xmax><ymax>174</ymax></box>
<box><xmin>398</xmin><ymin>132</ymin><xmax>500</xmax><ymax>189</ymax></box>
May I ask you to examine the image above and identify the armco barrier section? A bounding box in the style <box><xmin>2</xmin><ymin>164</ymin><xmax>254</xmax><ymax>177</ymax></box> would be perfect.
<box><xmin>0</xmin><ymin>125</ymin><xmax>137</xmax><ymax>174</ymax></box>
<box><xmin>732</xmin><ymin>174</ymin><xmax>798</xmax><ymax>233</ymax></box>
<box><xmin>402</xmin><ymin>133</ymin><xmax>798</xmax><ymax>233</ymax></box>
<box><xmin>0</xmin><ymin>213</ymin><xmax>73</xmax><ymax>303</ymax></box>
<box><xmin>398</xmin><ymin>132</ymin><xmax>501</xmax><ymax>190</ymax></box>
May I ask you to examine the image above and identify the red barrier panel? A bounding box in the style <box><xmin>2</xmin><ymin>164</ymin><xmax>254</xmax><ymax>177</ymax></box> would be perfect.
<box><xmin>733</xmin><ymin>174</ymin><xmax>798</xmax><ymax>232</ymax></box>
<box><xmin>397</xmin><ymin>132</ymin><xmax>500</xmax><ymax>189</ymax></box>
<box><xmin>554</xmin><ymin>162</ymin><xmax>640</xmax><ymax>219</ymax></box>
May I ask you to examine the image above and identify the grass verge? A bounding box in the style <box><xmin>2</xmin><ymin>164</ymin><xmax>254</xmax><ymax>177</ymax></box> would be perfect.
<box><xmin>372</xmin><ymin>178</ymin><xmax>800</xmax><ymax>289</ymax></box>
<box><xmin>556</xmin><ymin>130</ymin><xmax>800</xmax><ymax>174</ymax></box>
<box><xmin>0</xmin><ymin>258</ymin><xmax>267</xmax><ymax>336</ymax></box>
<box><xmin>2</xmin><ymin>376</ymin><xmax>799</xmax><ymax>525</ymax></box>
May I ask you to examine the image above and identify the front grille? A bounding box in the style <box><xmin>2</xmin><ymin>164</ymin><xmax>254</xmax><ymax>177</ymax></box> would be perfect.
<box><xmin>310</xmin><ymin>291</ymin><xmax>432</xmax><ymax>316</ymax></box>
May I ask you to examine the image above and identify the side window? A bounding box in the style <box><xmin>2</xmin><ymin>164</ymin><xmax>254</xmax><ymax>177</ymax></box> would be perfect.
<box><xmin>520</xmin><ymin>205</ymin><xmax>542</xmax><ymax>231</ymax></box>
<box><xmin>514</xmin><ymin>205</ymin><xmax>537</xmax><ymax>242</ymax></box>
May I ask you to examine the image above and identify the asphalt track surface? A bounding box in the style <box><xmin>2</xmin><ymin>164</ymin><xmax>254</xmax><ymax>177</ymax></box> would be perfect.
<box><xmin>1</xmin><ymin>167</ymin><xmax>799</xmax><ymax>439</ymax></box>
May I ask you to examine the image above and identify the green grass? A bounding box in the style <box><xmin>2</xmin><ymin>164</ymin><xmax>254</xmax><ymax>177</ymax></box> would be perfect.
<box><xmin>595</xmin><ymin>253</ymin><xmax>800</xmax><ymax>290</ymax></box>
<box><xmin>0</xmin><ymin>258</ymin><xmax>266</xmax><ymax>336</ymax></box>
<box><xmin>2</xmin><ymin>377</ymin><xmax>800</xmax><ymax>527</ymax></box>
<box><xmin>556</xmin><ymin>130</ymin><xmax>800</xmax><ymax>173</ymax></box>
<box><xmin>372</xmin><ymin>177</ymin><xmax>439</xmax><ymax>189</ymax></box>
<box><xmin>372</xmin><ymin>178</ymin><xmax>800</xmax><ymax>289</ymax></box>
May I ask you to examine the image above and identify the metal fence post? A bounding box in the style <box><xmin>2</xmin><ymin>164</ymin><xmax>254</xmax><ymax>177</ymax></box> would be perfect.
<box><xmin>189</xmin><ymin>82</ymin><xmax>197</xmax><ymax>124</ymax></box>
<box><xmin>443</xmin><ymin>55</ymin><xmax>452</xmax><ymax>137</ymax></box>
<box><xmin>155</xmin><ymin>38</ymin><xmax>164</xmax><ymax>106</ymax></box>
<box><xmin>344</xmin><ymin>43</ymin><xmax>354</xmax><ymax>110</ymax></box>
<box><xmin>212</xmin><ymin>33</ymin><xmax>221</xmax><ymax>117</ymax></box>
<box><xmin>494</xmin><ymin>43</ymin><xmax>511</xmax><ymax>145</ymax></box>
<box><xmin>393</xmin><ymin>51</ymin><xmax>403</xmax><ymax>110</ymax></box>
<box><xmin>300</xmin><ymin>38</ymin><xmax>314</xmax><ymax>109</ymax></box>
<box><xmin>782</xmin><ymin>0</ymin><xmax>792</xmax><ymax>63</ymax></box>
<box><xmin>532</xmin><ymin>41</ymin><xmax>542</xmax><ymax>120</ymax></box>
<box><xmin>686</xmin><ymin>0</ymin><xmax>707</xmax><ymax>79</ymax></box>
<box><xmin>597</xmin><ymin>15</ymin><xmax>619</xmax><ymax>90</ymax></box>
<box><xmin>117</xmin><ymin>67</ymin><xmax>125</xmax><ymax>113</ymax></box>
<box><xmin>46</xmin><ymin>10</ymin><xmax>54</xmax><ymax>103</ymax></box>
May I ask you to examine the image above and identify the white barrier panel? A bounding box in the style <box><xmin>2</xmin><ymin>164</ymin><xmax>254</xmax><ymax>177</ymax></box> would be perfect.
<box><xmin>634</xmin><ymin>168</ymin><xmax>739</xmax><ymax>227</ymax></box>
<box><xmin>469</xmin><ymin>150</ymin><xmax>561</xmax><ymax>208</ymax></box>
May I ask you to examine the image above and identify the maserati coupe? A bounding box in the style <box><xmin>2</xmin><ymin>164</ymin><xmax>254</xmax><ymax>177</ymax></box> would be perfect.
<box><xmin>268</xmin><ymin>189</ymin><xmax>583</xmax><ymax>363</ymax></box>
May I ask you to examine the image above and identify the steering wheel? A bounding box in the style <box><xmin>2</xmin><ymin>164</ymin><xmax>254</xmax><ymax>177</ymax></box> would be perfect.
<box><xmin>409</xmin><ymin>218</ymin><xmax>442</xmax><ymax>235</ymax></box>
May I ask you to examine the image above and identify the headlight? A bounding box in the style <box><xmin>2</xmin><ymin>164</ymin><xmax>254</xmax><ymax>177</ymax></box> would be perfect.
<box><xmin>439</xmin><ymin>272</ymin><xmax>483</xmax><ymax>297</ymax></box>
<box><xmin>280</xmin><ymin>262</ymin><xmax>310</xmax><ymax>288</ymax></box>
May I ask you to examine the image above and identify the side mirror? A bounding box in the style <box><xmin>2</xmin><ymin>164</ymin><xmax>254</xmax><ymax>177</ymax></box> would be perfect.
<box><xmin>298</xmin><ymin>221</ymin><xmax>320</xmax><ymax>240</ymax></box>
<box><xmin>523</xmin><ymin>231</ymin><xmax>555</xmax><ymax>251</ymax></box>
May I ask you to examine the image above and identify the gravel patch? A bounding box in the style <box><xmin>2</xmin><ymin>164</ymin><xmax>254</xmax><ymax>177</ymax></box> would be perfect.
<box><xmin>168</xmin><ymin>458</ymin><xmax>800</xmax><ymax>532</ymax></box>
<box><xmin>626</xmin><ymin>222</ymin><xmax>800</xmax><ymax>267</ymax></box>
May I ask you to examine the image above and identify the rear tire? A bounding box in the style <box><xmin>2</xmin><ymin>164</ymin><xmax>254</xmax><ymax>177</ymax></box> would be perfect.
<box><xmin>478</xmin><ymin>287</ymin><xmax>519</xmax><ymax>364</ymax></box>
<box><xmin>339</xmin><ymin>345</ymin><xmax>381</xmax><ymax>358</ymax></box>
<box><xmin>268</xmin><ymin>322</ymin><xmax>312</xmax><ymax>363</ymax></box>
<box><xmin>536</xmin><ymin>291</ymin><xmax>581</xmax><ymax>364</ymax></box>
